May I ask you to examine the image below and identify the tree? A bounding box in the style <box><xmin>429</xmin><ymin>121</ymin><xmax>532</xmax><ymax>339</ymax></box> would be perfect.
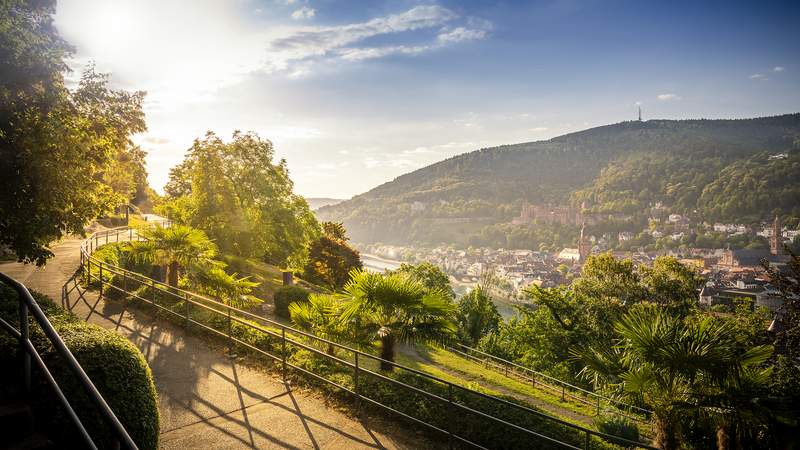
<box><xmin>129</xmin><ymin>225</ymin><xmax>217</xmax><ymax>287</ymax></box>
<box><xmin>575</xmin><ymin>306</ymin><xmax>773</xmax><ymax>450</ymax></box>
<box><xmin>191</xmin><ymin>266</ymin><xmax>261</xmax><ymax>309</ymax></box>
<box><xmin>303</xmin><ymin>222</ymin><xmax>362</xmax><ymax>289</ymax></box>
<box><xmin>289</xmin><ymin>294</ymin><xmax>368</xmax><ymax>355</ymax></box>
<box><xmin>339</xmin><ymin>270</ymin><xmax>456</xmax><ymax>371</ymax></box>
<box><xmin>456</xmin><ymin>286</ymin><xmax>501</xmax><ymax>346</ymax></box>
<box><xmin>161</xmin><ymin>132</ymin><xmax>319</xmax><ymax>267</ymax></box>
<box><xmin>0</xmin><ymin>1</ymin><xmax>146</xmax><ymax>264</ymax></box>
<box><xmin>391</xmin><ymin>262</ymin><xmax>455</xmax><ymax>300</ymax></box>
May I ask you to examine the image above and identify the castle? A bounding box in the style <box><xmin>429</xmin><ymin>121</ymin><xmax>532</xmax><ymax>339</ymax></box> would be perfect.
<box><xmin>513</xmin><ymin>203</ymin><xmax>588</xmax><ymax>226</ymax></box>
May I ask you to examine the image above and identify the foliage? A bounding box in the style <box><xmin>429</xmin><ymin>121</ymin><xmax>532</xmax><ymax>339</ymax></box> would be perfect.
<box><xmin>338</xmin><ymin>269</ymin><xmax>456</xmax><ymax>370</ymax></box>
<box><xmin>161</xmin><ymin>131</ymin><xmax>320</xmax><ymax>267</ymax></box>
<box><xmin>303</xmin><ymin>222</ymin><xmax>362</xmax><ymax>289</ymax></box>
<box><xmin>128</xmin><ymin>224</ymin><xmax>217</xmax><ymax>286</ymax></box>
<box><xmin>390</xmin><ymin>262</ymin><xmax>456</xmax><ymax>299</ymax></box>
<box><xmin>455</xmin><ymin>286</ymin><xmax>501</xmax><ymax>346</ymax></box>
<box><xmin>593</xmin><ymin>415</ymin><xmax>640</xmax><ymax>448</ymax></box>
<box><xmin>289</xmin><ymin>294</ymin><xmax>362</xmax><ymax>355</ymax></box>
<box><xmin>0</xmin><ymin>285</ymin><xmax>159</xmax><ymax>449</ymax></box>
<box><xmin>0</xmin><ymin>0</ymin><xmax>147</xmax><ymax>264</ymax></box>
<box><xmin>191</xmin><ymin>266</ymin><xmax>261</xmax><ymax>309</ymax></box>
<box><xmin>273</xmin><ymin>285</ymin><xmax>310</xmax><ymax>319</ymax></box>
<box><xmin>575</xmin><ymin>306</ymin><xmax>773</xmax><ymax>450</ymax></box>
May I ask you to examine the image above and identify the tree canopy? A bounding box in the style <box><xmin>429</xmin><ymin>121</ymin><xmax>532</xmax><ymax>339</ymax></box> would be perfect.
<box><xmin>0</xmin><ymin>0</ymin><xmax>147</xmax><ymax>264</ymax></box>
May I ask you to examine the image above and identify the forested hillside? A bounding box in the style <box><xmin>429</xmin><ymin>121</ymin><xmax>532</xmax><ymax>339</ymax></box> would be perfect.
<box><xmin>318</xmin><ymin>114</ymin><xmax>800</xmax><ymax>247</ymax></box>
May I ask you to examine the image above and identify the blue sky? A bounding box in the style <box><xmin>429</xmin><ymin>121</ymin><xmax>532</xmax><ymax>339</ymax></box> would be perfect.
<box><xmin>54</xmin><ymin>0</ymin><xmax>800</xmax><ymax>198</ymax></box>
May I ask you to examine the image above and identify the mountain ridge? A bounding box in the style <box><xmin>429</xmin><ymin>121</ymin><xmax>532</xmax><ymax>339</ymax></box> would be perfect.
<box><xmin>318</xmin><ymin>113</ymin><xmax>800</xmax><ymax>247</ymax></box>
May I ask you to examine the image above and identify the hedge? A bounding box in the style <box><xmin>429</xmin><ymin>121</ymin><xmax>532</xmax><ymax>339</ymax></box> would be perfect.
<box><xmin>273</xmin><ymin>285</ymin><xmax>310</xmax><ymax>318</ymax></box>
<box><xmin>0</xmin><ymin>284</ymin><xmax>160</xmax><ymax>450</ymax></box>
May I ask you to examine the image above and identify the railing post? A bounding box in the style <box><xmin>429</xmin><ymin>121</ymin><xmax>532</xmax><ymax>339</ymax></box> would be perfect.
<box><xmin>116</xmin><ymin>231</ymin><xmax>119</xmax><ymax>242</ymax></box>
<box><xmin>95</xmin><ymin>234</ymin><xmax>98</xmax><ymax>250</ymax></box>
<box><xmin>98</xmin><ymin>263</ymin><xmax>103</xmax><ymax>298</ymax></box>
<box><xmin>122</xmin><ymin>270</ymin><xmax>127</xmax><ymax>294</ymax></box>
<box><xmin>129</xmin><ymin>228</ymin><xmax>133</xmax><ymax>241</ymax></box>
<box><xmin>151</xmin><ymin>279</ymin><xmax>156</xmax><ymax>306</ymax></box>
<box><xmin>19</xmin><ymin>302</ymin><xmax>30</xmax><ymax>393</ymax></box>
<box><xmin>354</xmin><ymin>352</ymin><xmax>360</xmax><ymax>414</ymax></box>
<box><xmin>447</xmin><ymin>383</ymin><xmax>455</xmax><ymax>449</ymax></box>
<box><xmin>596</xmin><ymin>397</ymin><xmax>600</xmax><ymax>416</ymax></box>
<box><xmin>105</xmin><ymin>232</ymin><xmax>108</xmax><ymax>244</ymax></box>
<box><xmin>227</xmin><ymin>308</ymin><xmax>233</xmax><ymax>354</ymax></box>
<box><xmin>561</xmin><ymin>384</ymin><xmax>566</xmax><ymax>402</ymax></box>
<box><xmin>185</xmin><ymin>293</ymin><xmax>190</xmax><ymax>329</ymax></box>
<box><xmin>281</xmin><ymin>328</ymin><xmax>287</xmax><ymax>381</ymax></box>
<box><xmin>585</xmin><ymin>430</ymin><xmax>590</xmax><ymax>450</ymax></box>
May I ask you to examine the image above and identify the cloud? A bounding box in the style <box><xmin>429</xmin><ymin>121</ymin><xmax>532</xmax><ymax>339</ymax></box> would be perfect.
<box><xmin>773</xmin><ymin>66</ymin><xmax>785</xmax><ymax>72</ymax></box>
<box><xmin>530</xmin><ymin>127</ymin><xmax>548</xmax><ymax>132</ymax></box>
<box><xmin>749</xmin><ymin>73</ymin><xmax>767</xmax><ymax>80</ymax></box>
<box><xmin>656</xmin><ymin>93</ymin><xmax>680</xmax><ymax>101</ymax></box>
<box><xmin>437</xmin><ymin>27</ymin><xmax>487</xmax><ymax>44</ymax></box>
<box><xmin>291</xmin><ymin>7</ymin><xmax>315</xmax><ymax>20</ymax></box>
<box><xmin>265</xmin><ymin>5</ymin><xmax>489</xmax><ymax>71</ymax></box>
<box><xmin>142</xmin><ymin>136</ymin><xmax>171</xmax><ymax>144</ymax></box>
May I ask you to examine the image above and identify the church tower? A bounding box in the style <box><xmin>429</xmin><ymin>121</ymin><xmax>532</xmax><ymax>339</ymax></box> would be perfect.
<box><xmin>578</xmin><ymin>222</ymin><xmax>591</xmax><ymax>262</ymax></box>
<box><xmin>771</xmin><ymin>215</ymin><xmax>782</xmax><ymax>256</ymax></box>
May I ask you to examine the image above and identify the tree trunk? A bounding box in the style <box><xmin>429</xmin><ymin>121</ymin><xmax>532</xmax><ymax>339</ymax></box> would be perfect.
<box><xmin>717</xmin><ymin>424</ymin><xmax>731</xmax><ymax>450</ymax></box>
<box><xmin>653</xmin><ymin>414</ymin><xmax>679</xmax><ymax>450</ymax></box>
<box><xmin>167</xmin><ymin>261</ymin><xmax>180</xmax><ymax>287</ymax></box>
<box><xmin>326</xmin><ymin>343</ymin><xmax>335</xmax><ymax>356</ymax></box>
<box><xmin>379</xmin><ymin>334</ymin><xmax>396</xmax><ymax>371</ymax></box>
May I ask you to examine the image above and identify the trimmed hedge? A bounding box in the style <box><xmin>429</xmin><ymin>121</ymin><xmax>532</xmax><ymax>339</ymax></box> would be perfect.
<box><xmin>273</xmin><ymin>285</ymin><xmax>310</xmax><ymax>318</ymax></box>
<box><xmin>0</xmin><ymin>284</ymin><xmax>160</xmax><ymax>450</ymax></box>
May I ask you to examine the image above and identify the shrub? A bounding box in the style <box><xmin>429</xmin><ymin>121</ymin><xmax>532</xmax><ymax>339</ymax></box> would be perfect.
<box><xmin>273</xmin><ymin>285</ymin><xmax>310</xmax><ymax>318</ymax></box>
<box><xmin>0</xmin><ymin>284</ymin><xmax>160</xmax><ymax>449</ymax></box>
<box><xmin>594</xmin><ymin>415</ymin><xmax>640</xmax><ymax>448</ymax></box>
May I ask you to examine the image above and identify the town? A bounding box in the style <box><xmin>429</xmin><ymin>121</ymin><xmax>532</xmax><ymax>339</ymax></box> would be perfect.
<box><xmin>359</xmin><ymin>207</ymin><xmax>796</xmax><ymax>314</ymax></box>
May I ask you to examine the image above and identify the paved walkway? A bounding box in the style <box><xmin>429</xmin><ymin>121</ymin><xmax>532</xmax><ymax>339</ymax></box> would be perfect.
<box><xmin>0</xmin><ymin>237</ymin><xmax>430</xmax><ymax>449</ymax></box>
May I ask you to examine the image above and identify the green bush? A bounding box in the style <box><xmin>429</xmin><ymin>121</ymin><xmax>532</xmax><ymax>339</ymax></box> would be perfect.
<box><xmin>594</xmin><ymin>415</ymin><xmax>640</xmax><ymax>448</ymax></box>
<box><xmin>273</xmin><ymin>285</ymin><xmax>310</xmax><ymax>318</ymax></box>
<box><xmin>0</xmin><ymin>284</ymin><xmax>160</xmax><ymax>450</ymax></box>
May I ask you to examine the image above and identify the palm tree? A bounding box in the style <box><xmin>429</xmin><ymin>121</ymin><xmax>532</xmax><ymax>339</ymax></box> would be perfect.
<box><xmin>575</xmin><ymin>306</ymin><xmax>772</xmax><ymax>450</ymax></box>
<box><xmin>191</xmin><ymin>265</ymin><xmax>261</xmax><ymax>309</ymax></box>
<box><xmin>289</xmin><ymin>294</ymin><xmax>353</xmax><ymax>355</ymax></box>
<box><xmin>339</xmin><ymin>269</ymin><xmax>456</xmax><ymax>371</ymax></box>
<box><xmin>129</xmin><ymin>224</ymin><xmax>217</xmax><ymax>287</ymax></box>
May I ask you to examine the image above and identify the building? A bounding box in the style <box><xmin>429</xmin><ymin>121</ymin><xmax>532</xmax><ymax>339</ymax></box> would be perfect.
<box><xmin>578</xmin><ymin>223</ymin><xmax>592</xmax><ymax>263</ymax></box>
<box><xmin>770</xmin><ymin>215</ymin><xmax>783</xmax><ymax>256</ymax></box>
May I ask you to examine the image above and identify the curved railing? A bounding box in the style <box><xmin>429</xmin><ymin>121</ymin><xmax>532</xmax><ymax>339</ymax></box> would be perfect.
<box><xmin>80</xmin><ymin>225</ymin><xmax>657</xmax><ymax>450</ymax></box>
<box><xmin>449</xmin><ymin>343</ymin><xmax>652</xmax><ymax>420</ymax></box>
<box><xmin>0</xmin><ymin>272</ymin><xmax>138</xmax><ymax>450</ymax></box>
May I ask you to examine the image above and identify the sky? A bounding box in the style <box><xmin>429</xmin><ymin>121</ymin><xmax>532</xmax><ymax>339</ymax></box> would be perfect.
<box><xmin>54</xmin><ymin>0</ymin><xmax>800</xmax><ymax>199</ymax></box>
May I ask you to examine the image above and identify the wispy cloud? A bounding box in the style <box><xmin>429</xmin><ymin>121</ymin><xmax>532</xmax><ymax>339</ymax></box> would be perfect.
<box><xmin>656</xmin><ymin>93</ymin><xmax>680</xmax><ymax>101</ymax></box>
<box><xmin>749</xmin><ymin>73</ymin><xmax>767</xmax><ymax>80</ymax></box>
<box><xmin>773</xmin><ymin>66</ymin><xmax>785</xmax><ymax>72</ymax></box>
<box><xmin>265</xmin><ymin>5</ymin><xmax>490</xmax><ymax>72</ymax></box>
<box><xmin>291</xmin><ymin>7</ymin><xmax>315</xmax><ymax>20</ymax></box>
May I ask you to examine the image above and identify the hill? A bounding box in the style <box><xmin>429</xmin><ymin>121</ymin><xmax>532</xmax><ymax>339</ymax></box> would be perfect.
<box><xmin>306</xmin><ymin>197</ymin><xmax>346</xmax><ymax>210</ymax></box>
<box><xmin>318</xmin><ymin>114</ymin><xmax>800</xmax><ymax>248</ymax></box>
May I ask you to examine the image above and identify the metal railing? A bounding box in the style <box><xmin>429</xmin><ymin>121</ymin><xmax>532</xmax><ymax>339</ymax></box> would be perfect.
<box><xmin>81</xmin><ymin>225</ymin><xmax>656</xmax><ymax>450</ymax></box>
<box><xmin>449</xmin><ymin>343</ymin><xmax>653</xmax><ymax>419</ymax></box>
<box><xmin>0</xmin><ymin>272</ymin><xmax>138</xmax><ymax>450</ymax></box>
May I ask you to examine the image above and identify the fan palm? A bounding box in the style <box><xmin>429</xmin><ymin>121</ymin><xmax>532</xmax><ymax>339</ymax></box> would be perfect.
<box><xmin>191</xmin><ymin>265</ymin><xmax>261</xmax><ymax>309</ymax></box>
<box><xmin>574</xmin><ymin>306</ymin><xmax>772</xmax><ymax>450</ymax></box>
<box><xmin>339</xmin><ymin>269</ymin><xmax>456</xmax><ymax>371</ymax></box>
<box><xmin>129</xmin><ymin>224</ymin><xmax>217</xmax><ymax>287</ymax></box>
<box><xmin>289</xmin><ymin>294</ymin><xmax>360</xmax><ymax>355</ymax></box>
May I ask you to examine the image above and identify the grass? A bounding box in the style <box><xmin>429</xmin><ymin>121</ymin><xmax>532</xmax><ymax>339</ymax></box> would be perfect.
<box><xmin>223</xmin><ymin>254</ymin><xmax>322</xmax><ymax>300</ymax></box>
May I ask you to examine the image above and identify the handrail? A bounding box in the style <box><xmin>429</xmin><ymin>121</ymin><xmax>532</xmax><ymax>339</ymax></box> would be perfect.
<box><xmin>450</xmin><ymin>343</ymin><xmax>653</xmax><ymax>417</ymax></box>
<box><xmin>0</xmin><ymin>272</ymin><xmax>138</xmax><ymax>450</ymax></box>
<box><xmin>81</xmin><ymin>225</ymin><xmax>657</xmax><ymax>450</ymax></box>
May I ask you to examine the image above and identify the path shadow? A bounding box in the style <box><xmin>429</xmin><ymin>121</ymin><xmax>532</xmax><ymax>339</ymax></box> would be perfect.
<box><xmin>61</xmin><ymin>276</ymin><xmax>394</xmax><ymax>449</ymax></box>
